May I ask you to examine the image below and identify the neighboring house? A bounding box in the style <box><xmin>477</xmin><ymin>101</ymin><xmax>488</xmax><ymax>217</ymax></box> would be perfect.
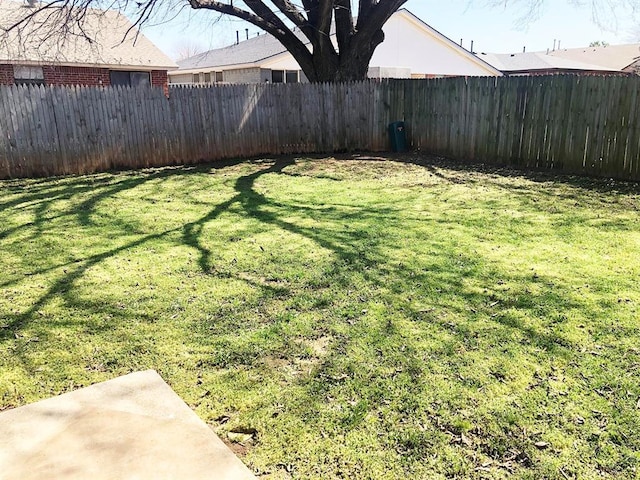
<box><xmin>169</xmin><ymin>9</ymin><xmax>501</xmax><ymax>85</ymax></box>
<box><xmin>478</xmin><ymin>44</ymin><xmax>640</xmax><ymax>77</ymax></box>
<box><xmin>0</xmin><ymin>0</ymin><xmax>177</xmax><ymax>89</ymax></box>
<box><xmin>547</xmin><ymin>44</ymin><xmax>640</xmax><ymax>75</ymax></box>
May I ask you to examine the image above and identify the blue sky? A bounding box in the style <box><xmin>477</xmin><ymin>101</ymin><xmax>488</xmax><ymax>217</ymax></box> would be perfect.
<box><xmin>137</xmin><ymin>1</ymin><xmax>639</xmax><ymax>59</ymax></box>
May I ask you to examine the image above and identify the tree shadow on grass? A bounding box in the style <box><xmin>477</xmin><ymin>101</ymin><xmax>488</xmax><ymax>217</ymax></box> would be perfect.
<box><xmin>3</xmin><ymin>155</ymin><xmax>632</xmax><ymax>476</ymax></box>
<box><xmin>171</xmin><ymin>157</ymin><xmax>615</xmax><ymax>474</ymax></box>
<box><xmin>0</xmin><ymin>159</ymin><xmax>607</xmax><ymax>352</ymax></box>
<box><xmin>1</xmin><ymin>165</ymin><xmax>233</xmax><ymax>342</ymax></box>
<box><xmin>1</xmin><ymin>155</ymin><xmax>610</xmax><ymax>355</ymax></box>
<box><xmin>182</xmin><ymin>157</ymin><xmax>401</xmax><ymax>280</ymax></box>
<box><xmin>2</xmin><ymin>156</ymin><xmax>391</xmax><ymax>344</ymax></box>
<box><xmin>0</xmin><ymin>229</ymin><xmax>175</xmax><ymax>342</ymax></box>
<box><xmin>0</xmin><ymin>168</ymin><xmax>187</xmax><ymax>243</ymax></box>
<box><xmin>0</xmin><ymin>160</ymin><xmax>255</xmax><ymax>287</ymax></box>
<box><xmin>177</xmin><ymin>157</ymin><xmax>588</xmax><ymax>380</ymax></box>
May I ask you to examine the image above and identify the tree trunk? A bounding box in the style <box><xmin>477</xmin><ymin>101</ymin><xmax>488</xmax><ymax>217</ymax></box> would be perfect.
<box><xmin>295</xmin><ymin>28</ymin><xmax>385</xmax><ymax>83</ymax></box>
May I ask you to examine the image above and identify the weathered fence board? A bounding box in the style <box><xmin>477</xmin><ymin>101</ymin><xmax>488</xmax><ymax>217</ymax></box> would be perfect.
<box><xmin>1</xmin><ymin>76</ymin><xmax>640</xmax><ymax>181</ymax></box>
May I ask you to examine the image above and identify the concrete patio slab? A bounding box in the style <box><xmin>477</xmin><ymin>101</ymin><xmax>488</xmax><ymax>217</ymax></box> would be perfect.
<box><xmin>0</xmin><ymin>370</ymin><xmax>256</xmax><ymax>480</ymax></box>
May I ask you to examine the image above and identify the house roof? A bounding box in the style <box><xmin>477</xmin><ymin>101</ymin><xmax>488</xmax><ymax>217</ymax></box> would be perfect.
<box><xmin>0</xmin><ymin>0</ymin><xmax>177</xmax><ymax>70</ymax></box>
<box><xmin>175</xmin><ymin>8</ymin><xmax>501</xmax><ymax>77</ymax></box>
<box><xmin>477</xmin><ymin>51</ymin><xmax>620</xmax><ymax>74</ymax></box>
<box><xmin>177</xmin><ymin>29</ymin><xmax>307</xmax><ymax>71</ymax></box>
<box><xmin>547</xmin><ymin>43</ymin><xmax>640</xmax><ymax>70</ymax></box>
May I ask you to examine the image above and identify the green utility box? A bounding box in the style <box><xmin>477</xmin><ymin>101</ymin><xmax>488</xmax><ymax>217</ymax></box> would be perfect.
<box><xmin>388</xmin><ymin>121</ymin><xmax>407</xmax><ymax>152</ymax></box>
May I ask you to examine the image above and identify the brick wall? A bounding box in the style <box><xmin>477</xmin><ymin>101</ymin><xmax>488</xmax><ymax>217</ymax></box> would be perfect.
<box><xmin>0</xmin><ymin>64</ymin><xmax>14</xmax><ymax>85</ymax></box>
<box><xmin>151</xmin><ymin>70</ymin><xmax>167</xmax><ymax>88</ymax></box>
<box><xmin>151</xmin><ymin>70</ymin><xmax>168</xmax><ymax>95</ymax></box>
<box><xmin>43</xmin><ymin>66</ymin><xmax>111</xmax><ymax>86</ymax></box>
<box><xmin>1</xmin><ymin>64</ymin><xmax>169</xmax><ymax>89</ymax></box>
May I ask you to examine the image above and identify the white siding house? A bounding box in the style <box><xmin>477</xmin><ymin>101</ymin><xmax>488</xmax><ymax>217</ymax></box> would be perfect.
<box><xmin>369</xmin><ymin>10</ymin><xmax>500</xmax><ymax>78</ymax></box>
<box><xmin>169</xmin><ymin>9</ymin><xmax>501</xmax><ymax>85</ymax></box>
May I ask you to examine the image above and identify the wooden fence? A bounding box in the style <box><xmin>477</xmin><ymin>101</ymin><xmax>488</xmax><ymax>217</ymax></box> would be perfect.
<box><xmin>0</xmin><ymin>82</ymin><xmax>399</xmax><ymax>179</ymax></box>
<box><xmin>404</xmin><ymin>75</ymin><xmax>640</xmax><ymax>181</ymax></box>
<box><xmin>1</xmin><ymin>76</ymin><xmax>640</xmax><ymax>180</ymax></box>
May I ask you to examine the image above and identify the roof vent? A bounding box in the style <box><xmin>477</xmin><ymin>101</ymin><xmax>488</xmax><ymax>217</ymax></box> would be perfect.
<box><xmin>24</xmin><ymin>0</ymin><xmax>38</xmax><ymax>7</ymax></box>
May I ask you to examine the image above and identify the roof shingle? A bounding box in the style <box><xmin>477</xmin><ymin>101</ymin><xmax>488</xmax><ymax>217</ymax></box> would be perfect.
<box><xmin>547</xmin><ymin>44</ymin><xmax>640</xmax><ymax>70</ymax></box>
<box><xmin>177</xmin><ymin>29</ymin><xmax>306</xmax><ymax>70</ymax></box>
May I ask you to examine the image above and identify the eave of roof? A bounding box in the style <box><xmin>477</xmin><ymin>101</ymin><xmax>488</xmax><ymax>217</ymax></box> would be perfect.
<box><xmin>504</xmin><ymin>68</ymin><xmax>625</xmax><ymax>76</ymax></box>
<box><xmin>0</xmin><ymin>58</ymin><xmax>178</xmax><ymax>71</ymax></box>
<box><xmin>0</xmin><ymin>0</ymin><xmax>177</xmax><ymax>69</ymax></box>
<box><xmin>478</xmin><ymin>51</ymin><xmax>618</xmax><ymax>74</ymax></box>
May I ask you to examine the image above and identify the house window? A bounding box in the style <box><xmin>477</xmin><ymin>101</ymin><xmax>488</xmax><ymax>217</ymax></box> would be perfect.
<box><xmin>215</xmin><ymin>71</ymin><xmax>224</xmax><ymax>83</ymax></box>
<box><xmin>14</xmin><ymin>65</ymin><xmax>44</xmax><ymax>86</ymax></box>
<box><xmin>110</xmin><ymin>71</ymin><xmax>150</xmax><ymax>87</ymax></box>
<box><xmin>204</xmin><ymin>72</ymin><xmax>211</xmax><ymax>84</ymax></box>
<box><xmin>192</xmin><ymin>73</ymin><xmax>201</xmax><ymax>84</ymax></box>
<box><xmin>272</xmin><ymin>70</ymin><xmax>299</xmax><ymax>84</ymax></box>
<box><xmin>271</xmin><ymin>70</ymin><xmax>284</xmax><ymax>83</ymax></box>
<box><xmin>285</xmin><ymin>70</ymin><xmax>299</xmax><ymax>83</ymax></box>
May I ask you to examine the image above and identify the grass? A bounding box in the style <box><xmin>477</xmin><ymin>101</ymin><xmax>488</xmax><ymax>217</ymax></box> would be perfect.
<box><xmin>1</xmin><ymin>155</ymin><xmax>639</xmax><ymax>479</ymax></box>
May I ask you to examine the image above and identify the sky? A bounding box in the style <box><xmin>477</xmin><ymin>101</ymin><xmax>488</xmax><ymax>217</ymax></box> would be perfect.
<box><xmin>135</xmin><ymin>1</ymin><xmax>640</xmax><ymax>60</ymax></box>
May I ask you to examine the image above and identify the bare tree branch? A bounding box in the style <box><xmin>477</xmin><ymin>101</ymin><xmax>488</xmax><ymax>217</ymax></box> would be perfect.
<box><xmin>485</xmin><ymin>0</ymin><xmax>640</xmax><ymax>31</ymax></box>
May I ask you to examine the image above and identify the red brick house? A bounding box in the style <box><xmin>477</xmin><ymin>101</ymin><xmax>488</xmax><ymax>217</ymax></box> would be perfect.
<box><xmin>0</xmin><ymin>0</ymin><xmax>176</xmax><ymax>90</ymax></box>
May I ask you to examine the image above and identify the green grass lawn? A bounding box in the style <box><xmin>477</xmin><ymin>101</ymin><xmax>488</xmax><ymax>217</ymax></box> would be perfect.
<box><xmin>1</xmin><ymin>155</ymin><xmax>639</xmax><ymax>479</ymax></box>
